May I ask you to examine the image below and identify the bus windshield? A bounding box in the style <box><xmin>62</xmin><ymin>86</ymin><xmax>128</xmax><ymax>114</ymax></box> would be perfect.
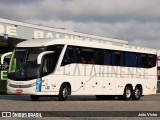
<box><xmin>8</xmin><ymin>45</ymin><xmax>64</xmax><ymax>81</ymax></box>
<box><xmin>8</xmin><ymin>47</ymin><xmax>45</xmax><ymax>80</ymax></box>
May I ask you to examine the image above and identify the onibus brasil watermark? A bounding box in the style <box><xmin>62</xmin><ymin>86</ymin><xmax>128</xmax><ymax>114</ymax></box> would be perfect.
<box><xmin>1</xmin><ymin>112</ymin><xmax>42</xmax><ymax>118</ymax></box>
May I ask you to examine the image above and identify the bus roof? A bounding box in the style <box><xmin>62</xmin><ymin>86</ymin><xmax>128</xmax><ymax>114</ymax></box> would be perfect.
<box><xmin>16</xmin><ymin>38</ymin><xmax>157</xmax><ymax>54</ymax></box>
<box><xmin>16</xmin><ymin>38</ymin><xmax>66</xmax><ymax>47</ymax></box>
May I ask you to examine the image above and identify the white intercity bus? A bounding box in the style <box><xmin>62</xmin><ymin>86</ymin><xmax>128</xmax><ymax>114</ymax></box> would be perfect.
<box><xmin>1</xmin><ymin>38</ymin><xmax>158</xmax><ymax>101</ymax></box>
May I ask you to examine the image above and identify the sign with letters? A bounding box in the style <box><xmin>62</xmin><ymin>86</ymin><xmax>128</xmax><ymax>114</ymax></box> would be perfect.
<box><xmin>0</xmin><ymin>23</ymin><xmax>90</xmax><ymax>40</ymax></box>
<box><xmin>0</xmin><ymin>19</ymin><xmax>128</xmax><ymax>44</ymax></box>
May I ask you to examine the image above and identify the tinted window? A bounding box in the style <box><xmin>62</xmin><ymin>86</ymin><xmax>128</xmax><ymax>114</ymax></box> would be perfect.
<box><xmin>61</xmin><ymin>47</ymin><xmax>75</xmax><ymax>66</ymax></box>
<box><xmin>61</xmin><ymin>45</ymin><xmax>156</xmax><ymax>68</ymax></box>
<box><xmin>112</xmin><ymin>51</ymin><xmax>122</xmax><ymax>66</ymax></box>
<box><xmin>148</xmin><ymin>55</ymin><xmax>156</xmax><ymax>68</ymax></box>
<box><xmin>96</xmin><ymin>51</ymin><xmax>104</xmax><ymax>65</ymax></box>
<box><xmin>42</xmin><ymin>53</ymin><xmax>55</xmax><ymax>76</ymax></box>
<box><xmin>130</xmin><ymin>53</ymin><xmax>137</xmax><ymax>67</ymax></box>
<box><xmin>104</xmin><ymin>51</ymin><xmax>111</xmax><ymax>65</ymax></box>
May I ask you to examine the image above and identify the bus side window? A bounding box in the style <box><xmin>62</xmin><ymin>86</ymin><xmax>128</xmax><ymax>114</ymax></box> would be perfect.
<box><xmin>73</xmin><ymin>47</ymin><xmax>77</xmax><ymax>63</ymax></box>
<box><xmin>42</xmin><ymin>53</ymin><xmax>55</xmax><ymax>76</ymax></box>
<box><xmin>140</xmin><ymin>54</ymin><xmax>147</xmax><ymax>68</ymax></box>
<box><xmin>148</xmin><ymin>55</ymin><xmax>156</xmax><ymax>68</ymax></box>
<box><xmin>120</xmin><ymin>52</ymin><xmax>124</xmax><ymax>66</ymax></box>
<box><xmin>80</xmin><ymin>50</ymin><xmax>87</xmax><ymax>64</ymax></box>
<box><xmin>112</xmin><ymin>51</ymin><xmax>121</xmax><ymax>66</ymax></box>
<box><xmin>61</xmin><ymin>46</ymin><xmax>76</xmax><ymax>66</ymax></box>
<box><xmin>96</xmin><ymin>51</ymin><xmax>104</xmax><ymax>65</ymax></box>
<box><xmin>125</xmin><ymin>52</ymin><xmax>130</xmax><ymax>66</ymax></box>
<box><xmin>104</xmin><ymin>51</ymin><xmax>111</xmax><ymax>65</ymax></box>
<box><xmin>81</xmin><ymin>48</ymin><xmax>95</xmax><ymax>64</ymax></box>
<box><xmin>76</xmin><ymin>47</ymin><xmax>81</xmax><ymax>63</ymax></box>
<box><xmin>130</xmin><ymin>53</ymin><xmax>137</xmax><ymax>67</ymax></box>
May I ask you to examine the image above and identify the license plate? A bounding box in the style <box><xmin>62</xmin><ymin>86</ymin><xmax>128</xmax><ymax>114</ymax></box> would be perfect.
<box><xmin>16</xmin><ymin>89</ymin><xmax>23</xmax><ymax>93</ymax></box>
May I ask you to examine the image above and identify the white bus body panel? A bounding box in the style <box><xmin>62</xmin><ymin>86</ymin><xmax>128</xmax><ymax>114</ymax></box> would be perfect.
<box><xmin>7</xmin><ymin>38</ymin><xmax>158</xmax><ymax>96</ymax></box>
<box><xmin>7</xmin><ymin>66</ymin><xmax>157</xmax><ymax>96</ymax></box>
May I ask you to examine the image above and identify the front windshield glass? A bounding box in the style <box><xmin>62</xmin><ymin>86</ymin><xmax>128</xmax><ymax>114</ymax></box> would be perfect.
<box><xmin>8</xmin><ymin>45</ymin><xmax>64</xmax><ymax>81</ymax></box>
<box><xmin>8</xmin><ymin>47</ymin><xmax>44</xmax><ymax>80</ymax></box>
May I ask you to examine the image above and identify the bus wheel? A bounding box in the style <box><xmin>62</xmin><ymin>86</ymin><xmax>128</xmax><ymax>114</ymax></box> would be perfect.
<box><xmin>132</xmin><ymin>86</ymin><xmax>142</xmax><ymax>100</ymax></box>
<box><xmin>58</xmin><ymin>84</ymin><xmax>68</xmax><ymax>101</ymax></box>
<box><xmin>30</xmin><ymin>95</ymin><xmax>39</xmax><ymax>101</ymax></box>
<box><xmin>123</xmin><ymin>86</ymin><xmax>132</xmax><ymax>100</ymax></box>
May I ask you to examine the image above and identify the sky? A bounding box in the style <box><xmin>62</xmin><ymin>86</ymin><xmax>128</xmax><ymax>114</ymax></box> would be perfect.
<box><xmin>0</xmin><ymin>0</ymin><xmax>160</xmax><ymax>49</ymax></box>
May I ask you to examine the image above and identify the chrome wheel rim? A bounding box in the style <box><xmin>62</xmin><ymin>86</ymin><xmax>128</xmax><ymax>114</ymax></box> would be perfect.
<box><xmin>63</xmin><ymin>88</ymin><xmax>68</xmax><ymax>98</ymax></box>
<box><xmin>126</xmin><ymin>89</ymin><xmax>131</xmax><ymax>98</ymax></box>
<box><xmin>135</xmin><ymin>89</ymin><xmax>140</xmax><ymax>98</ymax></box>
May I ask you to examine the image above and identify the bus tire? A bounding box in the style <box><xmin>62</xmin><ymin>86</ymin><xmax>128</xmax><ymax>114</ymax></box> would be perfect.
<box><xmin>30</xmin><ymin>95</ymin><xmax>39</xmax><ymax>101</ymax></box>
<box><xmin>123</xmin><ymin>85</ymin><xmax>132</xmax><ymax>100</ymax></box>
<box><xmin>58</xmin><ymin>84</ymin><xmax>68</xmax><ymax>101</ymax></box>
<box><xmin>132</xmin><ymin>86</ymin><xmax>142</xmax><ymax>100</ymax></box>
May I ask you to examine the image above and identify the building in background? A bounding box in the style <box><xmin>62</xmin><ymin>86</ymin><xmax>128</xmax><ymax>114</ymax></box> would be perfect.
<box><xmin>0</xmin><ymin>18</ymin><xmax>128</xmax><ymax>54</ymax></box>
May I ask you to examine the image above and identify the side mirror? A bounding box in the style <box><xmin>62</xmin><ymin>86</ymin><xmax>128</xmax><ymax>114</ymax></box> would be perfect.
<box><xmin>1</xmin><ymin>52</ymin><xmax>12</xmax><ymax>64</ymax></box>
<box><xmin>37</xmin><ymin>51</ymin><xmax>54</xmax><ymax>64</ymax></box>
